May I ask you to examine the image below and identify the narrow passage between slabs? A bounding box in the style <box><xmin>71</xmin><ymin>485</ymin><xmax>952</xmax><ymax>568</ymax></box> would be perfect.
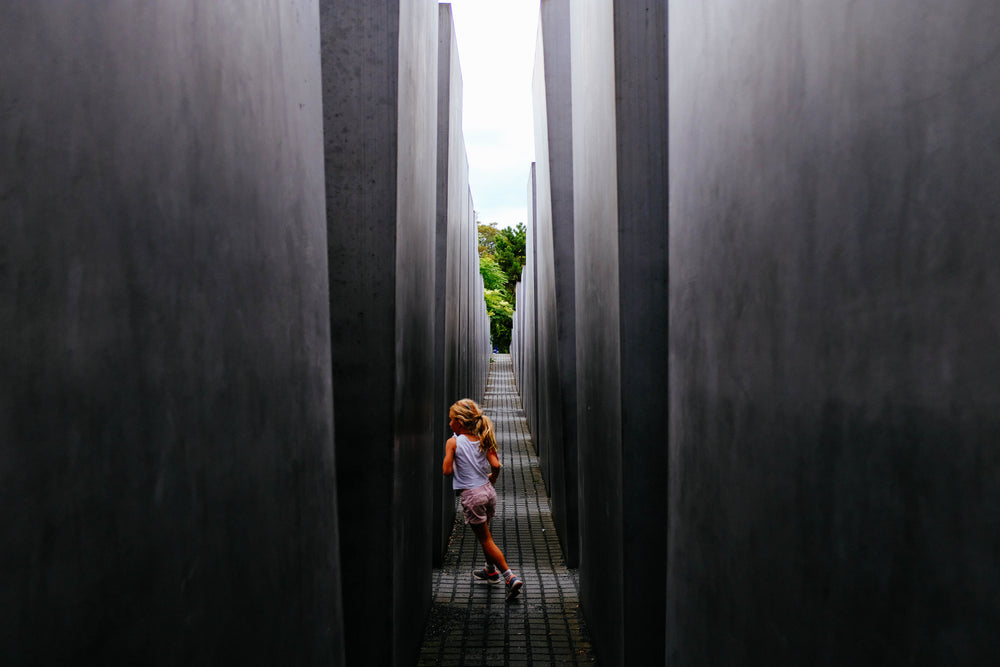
<box><xmin>418</xmin><ymin>354</ymin><xmax>597</xmax><ymax>666</ymax></box>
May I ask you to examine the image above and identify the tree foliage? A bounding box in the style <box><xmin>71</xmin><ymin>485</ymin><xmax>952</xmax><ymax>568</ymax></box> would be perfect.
<box><xmin>478</xmin><ymin>221</ymin><xmax>527</xmax><ymax>352</ymax></box>
<box><xmin>478</xmin><ymin>223</ymin><xmax>500</xmax><ymax>258</ymax></box>
<box><xmin>478</xmin><ymin>255</ymin><xmax>508</xmax><ymax>292</ymax></box>
<box><xmin>484</xmin><ymin>289</ymin><xmax>514</xmax><ymax>351</ymax></box>
<box><xmin>494</xmin><ymin>222</ymin><xmax>526</xmax><ymax>295</ymax></box>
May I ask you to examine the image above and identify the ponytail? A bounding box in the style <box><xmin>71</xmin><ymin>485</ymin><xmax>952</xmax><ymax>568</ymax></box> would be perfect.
<box><xmin>478</xmin><ymin>413</ymin><xmax>497</xmax><ymax>454</ymax></box>
<box><xmin>450</xmin><ymin>398</ymin><xmax>497</xmax><ymax>454</ymax></box>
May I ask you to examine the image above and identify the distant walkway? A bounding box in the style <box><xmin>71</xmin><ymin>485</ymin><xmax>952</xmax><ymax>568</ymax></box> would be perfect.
<box><xmin>418</xmin><ymin>354</ymin><xmax>597</xmax><ymax>665</ymax></box>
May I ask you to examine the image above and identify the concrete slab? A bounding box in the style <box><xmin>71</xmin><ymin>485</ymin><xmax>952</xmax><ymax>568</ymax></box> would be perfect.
<box><xmin>669</xmin><ymin>0</ymin><xmax>1000</xmax><ymax>663</ymax></box>
<box><xmin>530</xmin><ymin>0</ymin><xmax>580</xmax><ymax>568</ymax></box>
<box><xmin>0</xmin><ymin>2</ymin><xmax>341</xmax><ymax>663</ymax></box>
<box><xmin>320</xmin><ymin>0</ymin><xmax>438</xmax><ymax>663</ymax></box>
<box><xmin>569</xmin><ymin>0</ymin><xmax>669</xmax><ymax>662</ymax></box>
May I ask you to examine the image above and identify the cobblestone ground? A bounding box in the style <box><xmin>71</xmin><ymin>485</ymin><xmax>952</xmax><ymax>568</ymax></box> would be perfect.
<box><xmin>418</xmin><ymin>354</ymin><xmax>597</xmax><ymax>666</ymax></box>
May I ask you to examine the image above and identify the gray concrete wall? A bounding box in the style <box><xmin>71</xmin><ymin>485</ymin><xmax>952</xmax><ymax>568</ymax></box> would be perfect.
<box><xmin>514</xmin><ymin>165</ymin><xmax>540</xmax><ymax>438</ymax></box>
<box><xmin>0</xmin><ymin>2</ymin><xmax>342</xmax><ymax>664</ymax></box>
<box><xmin>471</xmin><ymin>191</ymin><xmax>490</xmax><ymax>406</ymax></box>
<box><xmin>321</xmin><ymin>0</ymin><xmax>438</xmax><ymax>664</ymax></box>
<box><xmin>461</xmin><ymin>178</ymin><xmax>489</xmax><ymax>406</ymax></box>
<box><xmin>612</xmin><ymin>1</ymin><xmax>670</xmax><ymax>663</ymax></box>
<box><xmin>434</xmin><ymin>3</ymin><xmax>462</xmax><ymax>566</ymax></box>
<box><xmin>512</xmin><ymin>280</ymin><xmax>524</xmax><ymax>380</ymax></box>
<box><xmin>669</xmin><ymin>1</ymin><xmax>1000</xmax><ymax>663</ymax></box>
<box><xmin>530</xmin><ymin>0</ymin><xmax>580</xmax><ymax>567</ymax></box>
<box><xmin>432</xmin><ymin>12</ymin><xmax>492</xmax><ymax>553</ymax></box>
<box><xmin>451</xmin><ymin>156</ymin><xmax>488</xmax><ymax>409</ymax></box>
<box><xmin>532</xmin><ymin>24</ymin><xmax>559</xmax><ymax>502</ymax></box>
<box><xmin>570</xmin><ymin>0</ymin><xmax>669</xmax><ymax>663</ymax></box>
<box><xmin>570</xmin><ymin>4</ymin><xmax>625</xmax><ymax>657</ymax></box>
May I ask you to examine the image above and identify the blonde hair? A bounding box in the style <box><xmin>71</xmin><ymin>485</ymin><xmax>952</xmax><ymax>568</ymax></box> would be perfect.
<box><xmin>449</xmin><ymin>398</ymin><xmax>497</xmax><ymax>454</ymax></box>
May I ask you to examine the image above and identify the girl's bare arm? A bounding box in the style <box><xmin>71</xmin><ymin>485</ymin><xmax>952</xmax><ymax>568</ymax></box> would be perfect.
<box><xmin>487</xmin><ymin>449</ymin><xmax>501</xmax><ymax>484</ymax></box>
<box><xmin>442</xmin><ymin>437</ymin><xmax>457</xmax><ymax>475</ymax></box>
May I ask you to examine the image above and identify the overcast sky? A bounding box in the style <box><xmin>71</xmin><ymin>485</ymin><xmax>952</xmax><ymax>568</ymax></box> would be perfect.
<box><xmin>445</xmin><ymin>0</ymin><xmax>540</xmax><ymax>229</ymax></box>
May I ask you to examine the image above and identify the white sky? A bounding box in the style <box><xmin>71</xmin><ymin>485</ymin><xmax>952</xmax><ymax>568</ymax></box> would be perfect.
<box><xmin>444</xmin><ymin>0</ymin><xmax>539</xmax><ymax>229</ymax></box>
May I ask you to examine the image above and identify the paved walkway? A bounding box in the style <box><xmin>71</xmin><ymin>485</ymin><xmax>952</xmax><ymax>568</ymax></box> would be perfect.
<box><xmin>418</xmin><ymin>355</ymin><xmax>597</xmax><ymax>666</ymax></box>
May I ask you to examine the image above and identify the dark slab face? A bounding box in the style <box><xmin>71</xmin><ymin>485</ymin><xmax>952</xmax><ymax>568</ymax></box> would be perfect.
<box><xmin>433</xmin><ymin>6</ymin><xmax>491</xmax><ymax>566</ymax></box>
<box><xmin>564</xmin><ymin>0</ymin><xmax>671</xmax><ymax>663</ymax></box>
<box><xmin>1</xmin><ymin>1</ymin><xmax>342</xmax><ymax>664</ymax></box>
<box><xmin>322</xmin><ymin>0</ymin><xmax>463</xmax><ymax>665</ymax></box>
<box><xmin>669</xmin><ymin>1</ymin><xmax>1000</xmax><ymax>663</ymax></box>
<box><xmin>530</xmin><ymin>0</ymin><xmax>580</xmax><ymax>570</ymax></box>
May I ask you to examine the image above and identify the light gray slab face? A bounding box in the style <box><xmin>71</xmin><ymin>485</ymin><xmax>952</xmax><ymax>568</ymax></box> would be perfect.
<box><xmin>669</xmin><ymin>1</ymin><xmax>1000</xmax><ymax>664</ymax></box>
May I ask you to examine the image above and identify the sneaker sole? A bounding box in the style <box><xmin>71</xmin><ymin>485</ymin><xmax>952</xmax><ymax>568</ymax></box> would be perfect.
<box><xmin>505</xmin><ymin>580</ymin><xmax>522</xmax><ymax>601</ymax></box>
<box><xmin>472</xmin><ymin>574</ymin><xmax>502</xmax><ymax>584</ymax></box>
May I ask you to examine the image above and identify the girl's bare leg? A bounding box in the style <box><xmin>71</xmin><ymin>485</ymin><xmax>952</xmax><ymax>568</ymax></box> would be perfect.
<box><xmin>470</xmin><ymin>521</ymin><xmax>509</xmax><ymax>573</ymax></box>
<box><xmin>479</xmin><ymin>543</ymin><xmax>496</xmax><ymax>569</ymax></box>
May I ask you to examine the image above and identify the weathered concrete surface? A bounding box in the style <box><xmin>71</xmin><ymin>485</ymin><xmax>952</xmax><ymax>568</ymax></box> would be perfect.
<box><xmin>569</xmin><ymin>0</ymin><xmax>669</xmax><ymax>663</ymax></box>
<box><xmin>0</xmin><ymin>2</ymin><xmax>342</xmax><ymax>664</ymax></box>
<box><xmin>434</xmin><ymin>2</ymin><xmax>462</xmax><ymax>566</ymax></box>
<box><xmin>669</xmin><ymin>1</ymin><xmax>1000</xmax><ymax>663</ymax></box>
<box><xmin>612</xmin><ymin>2</ymin><xmax>670</xmax><ymax>663</ymax></box>
<box><xmin>530</xmin><ymin>0</ymin><xmax>580</xmax><ymax>568</ymax></box>
<box><xmin>321</xmin><ymin>0</ymin><xmax>438</xmax><ymax>664</ymax></box>
<box><xmin>512</xmin><ymin>281</ymin><xmax>524</xmax><ymax>383</ymax></box>
<box><xmin>433</xmin><ymin>4</ymin><xmax>491</xmax><ymax>566</ymax></box>
<box><xmin>515</xmin><ymin>164</ymin><xmax>540</xmax><ymax>439</ymax></box>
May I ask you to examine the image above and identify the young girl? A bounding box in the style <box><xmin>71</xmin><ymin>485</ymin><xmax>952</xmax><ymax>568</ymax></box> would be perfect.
<box><xmin>442</xmin><ymin>398</ymin><xmax>523</xmax><ymax>601</ymax></box>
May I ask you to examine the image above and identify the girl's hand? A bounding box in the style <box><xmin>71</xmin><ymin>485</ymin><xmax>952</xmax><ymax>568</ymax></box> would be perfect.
<box><xmin>486</xmin><ymin>449</ymin><xmax>501</xmax><ymax>484</ymax></box>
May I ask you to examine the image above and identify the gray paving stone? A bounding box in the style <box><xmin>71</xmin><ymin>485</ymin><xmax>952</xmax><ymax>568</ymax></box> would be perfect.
<box><xmin>417</xmin><ymin>355</ymin><xmax>597</xmax><ymax>665</ymax></box>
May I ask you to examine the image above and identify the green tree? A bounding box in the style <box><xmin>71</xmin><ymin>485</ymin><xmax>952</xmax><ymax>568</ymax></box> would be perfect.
<box><xmin>495</xmin><ymin>222</ymin><xmax>527</xmax><ymax>307</ymax></box>
<box><xmin>478</xmin><ymin>223</ymin><xmax>500</xmax><ymax>258</ymax></box>
<box><xmin>478</xmin><ymin>254</ymin><xmax>508</xmax><ymax>293</ymax></box>
<box><xmin>484</xmin><ymin>289</ymin><xmax>514</xmax><ymax>351</ymax></box>
<box><xmin>477</xmin><ymin>222</ymin><xmax>527</xmax><ymax>352</ymax></box>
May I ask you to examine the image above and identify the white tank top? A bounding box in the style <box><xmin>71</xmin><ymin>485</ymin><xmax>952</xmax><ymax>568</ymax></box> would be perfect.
<box><xmin>452</xmin><ymin>434</ymin><xmax>491</xmax><ymax>490</ymax></box>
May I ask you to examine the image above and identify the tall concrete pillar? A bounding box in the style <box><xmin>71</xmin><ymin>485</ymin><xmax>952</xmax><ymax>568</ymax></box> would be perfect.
<box><xmin>320</xmin><ymin>0</ymin><xmax>438</xmax><ymax>664</ymax></box>
<box><xmin>570</xmin><ymin>0</ymin><xmax>669</xmax><ymax>663</ymax></box>
<box><xmin>669</xmin><ymin>0</ymin><xmax>1000</xmax><ymax>663</ymax></box>
<box><xmin>531</xmin><ymin>0</ymin><xmax>580</xmax><ymax>567</ymax></box>
<box><xmin>434</xmin><ymin>4</ymin><xmax>487</xmax><ymax>564</ymax></box>
<box><xmin>520</xmin><ymin>164</ymin><xmax>540</xmax><ymax>436</ymax></box>
<box><xmin>1</xmin><ymin>2</ymin><xmax>342</xmax><ymax>664</ymax></box>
